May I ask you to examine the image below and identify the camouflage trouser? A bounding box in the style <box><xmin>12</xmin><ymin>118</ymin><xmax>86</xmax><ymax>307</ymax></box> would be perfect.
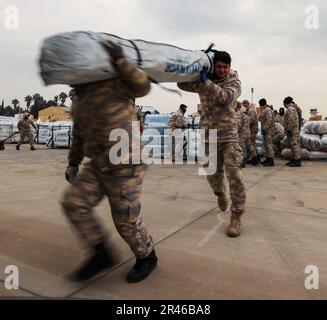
<box><xmin>206</xmin><ymin>142</ymin><xmax>246</xmax><ymax>215</ymax></box>
<box><xmin>263</xmin><ymin>132</ymin><xmax>274</xmax><ymax>158</ymax></box>
<box><xmin>287</xmin><ymin>132</ymin><xmax>301</xmax><ymax>160</ymax></box>
<box><xmin>17</xmin><ymin>131</ymin><xmax>34</xmax><ymax>147</ymax></box>
<box><xmin>247</xmin><ymin>132</ymin><xmax>257</xmax><ymax>158</ymax></box>
<box><xmin>272</xmin><ymin>133</ymin><xmax>285</xmax><ymax>155</ymax></box>
<box><xmin>61</xmin><ymin>162</ymin><xmax>154</xmax><ymax>259</ymax></box>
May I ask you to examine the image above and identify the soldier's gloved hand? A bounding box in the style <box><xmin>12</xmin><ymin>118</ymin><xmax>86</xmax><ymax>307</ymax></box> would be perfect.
<box><xmin>261</xmin><ymin>129</ymin><xmax>266</xmax><ymax>136</ymax></box>
<box><xmin>101</xmin><ymin>40</ymin><xmax>123</xmax><ymax>63</ymax></box>
<box><xmin>200</xmin><ymin>66</ymin><xmax>209</xmax><ymax>82</ymax></box>
<box><xmin>65</xmin><ymin>165</ymin><xmax>79</xmax><ymax>183</ymax></box>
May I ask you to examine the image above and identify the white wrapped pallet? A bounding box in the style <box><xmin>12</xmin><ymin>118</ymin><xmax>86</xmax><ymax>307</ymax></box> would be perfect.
<box><xmin>39</xmin><ymin>31</ymin><xmax>215</xmax><ymax>85</ymax></box>
<box><xmin>321</xmin><ymin>134</ymin><xmax>327</xmax><ymax>152</ymax></box>
<box><xmin>300</xmin><ymin>133</ymin><xmax>322</xmax><ymax>151</ymax></box>
<box><xmin>309</xmin><ymin>151</ymin><xmax>327</xmax><ymax>160</ymax></box>
<box><xmin>303</xmin><ymin>121</ymin><xmax>327</xmax><ymax>135</ymax></box>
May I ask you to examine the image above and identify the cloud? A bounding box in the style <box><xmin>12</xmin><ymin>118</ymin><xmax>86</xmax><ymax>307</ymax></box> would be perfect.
<box><xmin>0</xmin><ymin>0</ymin><xmax>326</xmax><ymax>117</ymax></box>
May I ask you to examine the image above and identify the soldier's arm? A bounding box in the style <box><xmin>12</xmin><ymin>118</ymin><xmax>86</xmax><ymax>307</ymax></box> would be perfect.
<box><xmin>17</xmin><ymin>120</ymin><xmax>22</xmax><ymax>131</ymax></box>
<box><xmin>114</xmin><ymin>59</ymin><xmax>151</xmax><ymax>98</ymax></box>
<box><xmin>30</xmin><ymin>120</ymin><xmax>37</xmax><ymax>130</ymax></box>
<box><xmin>205</xmin><ymin>78</ymin><xmax>241</xmax><ymax>106</ymax></box>
<box><xmin>177</xmin><ymin>81</ymin><xmax>204</xmax><ymax>93</ymax></box>
<box><xmin>68</xmin><ymin>124</ymin><xmax>84</xmax><ymax>167</ymax></box>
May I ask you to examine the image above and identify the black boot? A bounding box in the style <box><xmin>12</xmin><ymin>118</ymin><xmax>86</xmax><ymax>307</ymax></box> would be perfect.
<box><xmin>241</xmin><ymin>160</ymin><xmax>246</xmax><ymax>168</ymax></box>
<box><xmin>126</xmin><ymin>250</ymin><xmax>158</xmax><ymax>283</ymax></box>
<box><xmin>285</xmin><ymin>158</ymin><xmax>294</xmax><ymax>166</ymax></box>
<box><xmin>70</xmin><ymin>243</ymin><xmax>118</xmax><ymax>282</ymax></box>
<box><xmin>31</xmin><ymin>146</ymin><xmax>36</xmax><ymax>151</ymax></box>
<box><xmin>251</xmin><ymin>157</ymin><xmax>260</xmax><ymax>166</ymax></box>
<box><xmin>16</xmin><ymin>145</ymin><xmax>20</xmax><ymax>151</ymax></box>
<box><xmin>263</xmin><ymin>157</ymin><xmax>275</xmax><ymax>166</ymax></box>
<box><xmin>261</xmin><ymin>158</ymin><xmax>268</xmax><ymax>164</ymax></box>
<box><xmin>289</xmin><ymin>159</ymin><xmax>302</xmax><ymax>167</ymax></box>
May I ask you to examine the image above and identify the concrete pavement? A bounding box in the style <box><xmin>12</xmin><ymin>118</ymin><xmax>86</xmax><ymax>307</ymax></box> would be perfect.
<box><xmin>0</xmin><ymin>145</ymin><xmax>326</xmax><ymax>299</ymax></box>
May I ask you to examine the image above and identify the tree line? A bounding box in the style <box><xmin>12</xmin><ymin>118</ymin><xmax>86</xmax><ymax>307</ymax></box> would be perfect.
<box><xmin>0</xmin><ymin>90</ymin><xmax>75</xmax><ymax>119</ymax></box>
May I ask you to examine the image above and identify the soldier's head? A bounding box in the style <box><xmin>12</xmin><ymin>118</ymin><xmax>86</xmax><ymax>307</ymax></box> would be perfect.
<box><xmin>242</xmin><ymin>100</ymin><xmax>250</xmax><ymax>109</ymax></box>
<box><xmin>235</xmin><ymin>101</ymin><xmax>242</xmax><ymax>111</ymax></box>
<box><xmin>23</xmin><ymin>113</ymin><xmax>29</xmax><ymax>119</ymax></box>
<box><xmin>279</xmin><ymin>107</ymin><xmax>285</xmax><ymax>116</ymax></box>
<box><xmin>180</xmin><ymin>104</ymin><xmax>187</xmax><ymax>114</ymax></box>
<box><xmin>273</xmin><ymin>110</ymin><xmax>278</xmax><ymax>117</ymax></box>
<box><xmin>259</xmin><ymin>98</ymin><xmax>267</xmax><ymax>108</ymax></box>
<box><xmin>213</xmin><ymin>51</ymin><xmax>231</xmax><ymax>79</ymax></box>
<box><xmin>283</xmin><ymin>96</ymin><xmax>293</xmax><ymax>107</ymax></box>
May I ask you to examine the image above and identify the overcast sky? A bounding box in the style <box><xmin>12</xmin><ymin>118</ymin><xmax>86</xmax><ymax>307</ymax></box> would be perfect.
<box><xmin>0</xmin><ymin>0</ymin><xmax>326</xmax><ymax>118</ymax></box>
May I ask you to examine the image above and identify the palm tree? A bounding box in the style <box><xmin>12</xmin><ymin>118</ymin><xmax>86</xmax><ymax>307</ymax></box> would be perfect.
<box><xmin>69</xmin><ymin>89</ymin><xmax>75</xmax><ymax>104</ymax></box>
<box><xmin>59</xmin><ymin>92</ymin><xmax>68</xmax><ymax>106</ymax></box>
<box><xmin>54</xmin><ymin>95</ymin><xmax>59</xmax><ymax>106</ymax></box>
<box><xmin>24</xmin><ymin>95</ymin><xmax>33</xmax><ymax>111</ymax></box>
<box><xmin>11</xmin><ymin>99</ymin><xmax>20</xmax><ymax>114</ymax></box>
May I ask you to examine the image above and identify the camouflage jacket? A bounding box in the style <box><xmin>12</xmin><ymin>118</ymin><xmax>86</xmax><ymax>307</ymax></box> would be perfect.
<box><xmin>246</xmin><ymin>104</ymin><xmax>258</xmax><ymax>134</ymax></box>
<box><xmin>275</xmin><ymin>114</ymin><xmax>285</xmax><ymax>128</ymax></box>
<box><xmin>68</xmin><ymin>58</ymin><xmax>150</xmax><ymax>170</ymax></box>
<box><xmin>236</xmin><ymin>109</ymin><xmax>250</xmax><ymax>141</ymax></box>
<box><xmin>177</xmin><ymin>69</ymin><xmax>241</xmax><ymax>142</ymax></box>
<box><xmin>259</xmin><ymin>106</ymin><xmax>274</xmax><ymax>133</ymax></box>
<box><xmin>272</xmin><ymin>121</ymin><xmax>285</xmax><ymax>137</ymax></box>
<box><xmin>293</xmin><ymin>103</ymin><xmax>303</xmax><ymax>129</ymax></box>
<box><xmin>167</xmin><ymin>109</ymin><xmax>187</xmax><ymax>130</ymax></box>
<box><xmin>284</xmin><ymin>103</ymin><xmax>300</xmax><ymax>133</ymax></box>
<box><xmin>133</xmin><ymin>104</ymin><xmax>144</xmax><ymax>131</ymax></box>
<box><xmin>17</xmin><ymin>119</ymin><xmax>36</xmax><ymax>133</ymax></box>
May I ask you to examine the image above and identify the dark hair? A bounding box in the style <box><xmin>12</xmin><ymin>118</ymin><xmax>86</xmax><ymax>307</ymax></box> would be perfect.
<box><xmin>213</xmin><ymin>51</ymin><xmax>232</xmax><ymax>65</ymax></box>
<box><xmin>180</xmin><ymin>104</ymin><xmax>187</xmax><ymax>109</ymax></box>
<box><xmin>259</xmin><ymin>98</ymin><xmax>267</xmax><ymax>106</ymax></box>
<box><xmin>283</xmin><ymin>96</ymin><xmax>293</xmax><ymax>105</ymax></box>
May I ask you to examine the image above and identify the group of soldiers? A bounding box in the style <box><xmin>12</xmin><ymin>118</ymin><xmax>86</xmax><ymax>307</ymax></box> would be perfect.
<box><xmin>12</xmin><ymin>40</ymin><xmax>303</xmax><ymax>285</ymax></box>
<box><xmin>235</xmin><ymin>96</ymin><xmax>302</xmax><ymax>168</ymax></box>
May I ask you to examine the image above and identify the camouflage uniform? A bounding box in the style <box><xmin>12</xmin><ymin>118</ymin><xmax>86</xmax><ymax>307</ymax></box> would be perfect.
<box><xmin>132</xmin><ymin>104</ymin><xmax>144</xmax><ymax>133</ymax></box>
<box><xmin>61</xmin><ymin>58</ymin><xmax>154</xmax><ymax>259</ymax></box>
<box><xmin>293</xmin><ymin>103</ymin><xmax>303</xmax><ymax>130</ymax></box>
<box><xmin>17</xmin><ymin>118</ymin><xmax>36</xmax><ymax>147</ymax></box>
<box><xmin>271</xmin><ymin>122</ymin><xmax>285</xmax><ymax>155</ymax></box>
<box><xmin>284</xmin><ymin>103</ymin><xmax>301</xmax><ymax>160</ymax></box>
<box><xmin>259</xmin><ymin>105</ymin><xmax>274</xmax><ymax>158</ymax></box>
<box><xmin>235</xmin><ymin>108</ymin><xmax>251</xmax><ymax>157</ymax></box>
<box><xmin>275</xmin><ymin>114</ymin><xmax>285</xmax><ymax>128</ymax></box>
<box><xmin>245</xmin><ymin>104</ymin><xmax>258</xmax><ymax>158</ymax></box>
<box><xmin>167</xmin><ymin>109</ymin><xmax>188</xmax><ymax>130</ymax></box>
<box><xmin>178</xmin><ymin>70</ymin><xmax>246</xmax><ymax>215</ymax></box>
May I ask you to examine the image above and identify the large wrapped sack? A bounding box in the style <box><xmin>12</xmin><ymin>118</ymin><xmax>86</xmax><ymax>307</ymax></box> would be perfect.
<box><xmin>309</xmin><ymin>151</ymin><xmax>327</xmax><ymax>160</ymax></box>
<box><xmin>281</xmin><ymin>148</ymin><xmax>310</xmax><ymax>160</ymax></box>
<box><xmin>39</xmin><ymin>31</ymin><xmax>215</xmax><ymax>85</ymax></box>
<box><xmin>303</xmin><ymin>121</ymin><xmax>327</xmax><ymax>135</ymax></box>
<box><xmin>321</xmin><ymin>134</ymin><xmax>327</xmax><ymax>152</ymax></box>
<box><xmin>300</xmin><ymin>133</ymin><xmax>322</xmax><ymax>151</ymax></box>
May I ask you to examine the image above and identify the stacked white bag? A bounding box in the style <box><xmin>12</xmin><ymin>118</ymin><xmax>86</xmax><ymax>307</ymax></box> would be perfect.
<box><xmin>301</xmin><ymin>121</ymin><xmax>327</xmax><ymax>159</ymax></box>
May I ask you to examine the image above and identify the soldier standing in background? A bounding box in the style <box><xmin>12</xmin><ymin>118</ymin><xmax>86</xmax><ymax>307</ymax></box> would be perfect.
<box><xmin>272</xmin><ymin>121</ymin><xmax>285</xmax><ymax>156</ymax></box>
<box><xmin>275</xmin><ymin>107</ymin><xmax>286</xmax><ymax>128</ymax></box>
<box><xmin>242</xmin><ymin>100</ymin><xmax>259</xmax><ymax>165</ymax></box>
<box><xmin>283</xmin><ymin>97</ymin><xmax>302</xmax><ymax>167</ymax></box>
<box><xmin>16</xmin><ymin>113</ymin><xmax>36</xmax><ymax>151</ymax></box>
<box><xmin>235</xmin><ymin>101</ymin><xmax>251</xmax><ymax>168</ymax></box>
<box><xmin>178</xmin><ymin>51</ymin><xmax>246</xmax><ymax>238</ymax></box>
<box><xmin>62</xmin><ymin>41</ymin><xmax>157</xmax><ymax>283</ymax></box>
<box><xmin>167</xmin><ymin>104</ymin><xmax>188</xmax><ymax>162</ymax></box>
<box><xmin>259</xmin><ymin>98</ymin><xmax>275</xmax><ymax>166</ymax></box>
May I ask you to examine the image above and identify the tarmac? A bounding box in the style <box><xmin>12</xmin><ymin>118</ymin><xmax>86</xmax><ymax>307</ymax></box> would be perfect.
<box><xmin>0</xmin><ymin>144</ymin><xmax>327</xmax><ymax>300</ymax></box>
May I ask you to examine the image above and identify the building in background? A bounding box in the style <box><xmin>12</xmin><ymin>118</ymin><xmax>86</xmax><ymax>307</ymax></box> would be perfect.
<box><xmin>38</xmin><ymin>106</ymin><xmax>71</xmax><ymax>122</ymax></box>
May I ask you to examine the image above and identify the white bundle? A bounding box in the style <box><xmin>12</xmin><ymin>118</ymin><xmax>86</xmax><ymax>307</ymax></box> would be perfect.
<box><xmin>300</xmin><ymin>133</ymin><xmax>322</xmax><ymax>151</ymax></box>
<box><xmin>303</xmin><ymin>121</ymin><xmax>327</xmax><ymax>135</ymax></box>
<box><xmin>309</xmin><ymin>151</ymin><xmax>327</xmax><ymax>160</ymax></box>
<box><xmin>39</xmin><ymin>31</ymin><xmax>215</xmax><ymax>85</ymax></box>
<box><xmin>321</xmin><ymin>134</ymin><xmax>327</xmax><ymax>152</ymax></box>
<box><xmin>281</xmin><ymin>148</ymin><xmax>310</xmax><ymax>160</ymax></box>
